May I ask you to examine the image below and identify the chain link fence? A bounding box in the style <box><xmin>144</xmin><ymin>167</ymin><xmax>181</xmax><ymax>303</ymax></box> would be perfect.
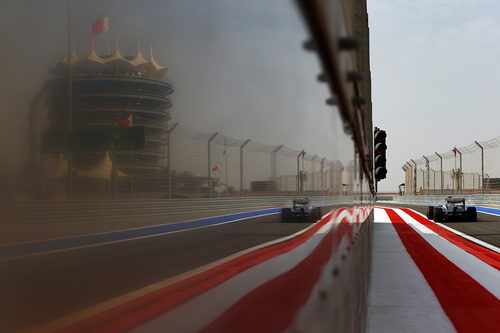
<box><xmin>403</xmin><ymin>136</ymin><xmax>500</xmax><ymax>195</ymax></box>
<box><xmin>164</xmin><ymin>123</ymin><xmax>346</xmax><ymax>199</ymax></box>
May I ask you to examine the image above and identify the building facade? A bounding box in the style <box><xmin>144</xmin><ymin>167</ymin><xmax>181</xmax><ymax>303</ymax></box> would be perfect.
<box><xmin>44</xmin><ymin>43</ymin><xmax>173</xmax><ymax>197</ymax></box>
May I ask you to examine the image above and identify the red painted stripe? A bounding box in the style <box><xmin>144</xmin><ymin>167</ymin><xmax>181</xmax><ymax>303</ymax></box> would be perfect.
<box><xmin>200</xmin><ymin>217</ymin><xmax>354</xmax><ymax>333</ymax></box>
<box><xmin>385</xmin><ymin>208</ymin><xmax>500</xmax><ymax>333</ymax></box>
<box><xmin>62</xmin><ymin>210</ymin><xmax>339</xmax><ymax>333</ymax></box>
<box><xmin>402</xmin><ymin>208</ymin><xmax>500</xmax><ymax>270</ymax></box>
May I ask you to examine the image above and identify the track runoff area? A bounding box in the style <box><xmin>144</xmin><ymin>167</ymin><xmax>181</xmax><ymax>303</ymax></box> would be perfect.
<box><xmin>370</xmin><ymin>205</ymin><xmax>500</xmax><ymax>333</ymax></box>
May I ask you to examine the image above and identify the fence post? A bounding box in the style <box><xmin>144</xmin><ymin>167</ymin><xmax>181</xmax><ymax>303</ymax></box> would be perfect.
<box><xmin>435</xmin><ymin>152</ymin><xmax>443</xmax><ymax>195</ymax></box>
<box><xmin>411</xmin><ymin>159</ymin><xmax>417</xmax><ymax>195</ymax></box>
<box><xmin>166</xmin><ymin>122</ymin><xmax>179</xmax><ymax>199</ymax></box>
<box><xmin>454</xmin><ymin>147</ymin><xmax>463</xmax><ymax>194</ymax></box>
<box><xmin>420</xmin><ymin>169</ymin><xmax>425</xmax><ymax>193</ymax></box>
<box><xmin>271</xmin><ymin>145</ymin><xmax>283</xmax><ymax>180</ymax></box>
<box><xmin>475</xmin><ymin>141</ymin><xmax>484</xmax><ymax>194</ymax></box>
<box><xmin>311</xmin><ymin>155</ymin><xmax>318</xmax><ymax>191</ymax></box>
<box><xmin>240</xmin><ymin>139</ymin><xmax>250</xmax><ymax>195</ymax></box>
<box><xmin>321</xmin><ymin>157</ymin><xmax>326</xmax><ymax>193</ymax></box>
<box><xmin>404</xmin><ymin>162</ymin><xmax>411</xmax><ymax>196</ymax></box>
<box><xmin>297</xmin><ymin>151</ymin><xmax>304</xmax><ymax>196</ymax></box>
<box><xmin>207</xmin><ymin>132</ymin><xmax>218</xmax><ymax>198</ymax></box>
<box><xmin>224</xmin><ymin>138</ymin><xmax>228</xmax><ymax>190</ymax></box>
<box><xmin>423</xmin><ymin>156</ymin><xmax>430</xmax><ymax>196</ymax></box>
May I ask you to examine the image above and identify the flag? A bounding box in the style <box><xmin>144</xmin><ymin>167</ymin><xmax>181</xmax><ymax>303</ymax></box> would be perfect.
<box><xmin>118</xmin><ymin>113</ymin><xmax>132</xmax><ymax>127</ymax></box>
<box><xmin>452</xmin><ymin>148</ymin><xmax>456</xmax><ymax>156</ymax></box>
<box><xmin>93</xmin><ymin>16</ymin><xmax>109</xmax><ymax>34</ymax></box>
<box><xmin>212</xmin><ymin>165</ymin><xmax>220</xmax><ymax>171</ymax></box>
<box><xmin>302</xmin><ymin>151</ymin><xmax>306</xmax><ymax>159</ymax></box>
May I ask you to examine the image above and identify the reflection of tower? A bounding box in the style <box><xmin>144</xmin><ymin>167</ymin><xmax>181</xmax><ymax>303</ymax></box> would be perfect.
<box><xmin>45</xmin><ymin>42</ymin><xmax>173</xmax><ymax>196</ymax></box>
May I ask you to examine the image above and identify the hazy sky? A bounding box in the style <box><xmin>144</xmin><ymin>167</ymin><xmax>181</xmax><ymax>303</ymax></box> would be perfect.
<box><xmin>368</xmin><ymin>0</ymin><xmax>500</xmax><ymax>191</ymax></box>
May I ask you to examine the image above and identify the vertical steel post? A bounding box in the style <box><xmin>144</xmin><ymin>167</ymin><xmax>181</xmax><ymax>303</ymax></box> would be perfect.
<box><xmin>67</xmin><ymin>0</ymin><xmax>73</xmax><ymax>200</ymax></box>
<box><xmin>311</xmin><ymin>155</ymin><xmax>318</xmax><ymax>190</ymax></box>
<box><xmin>297</xmin><ymin>151</ymin><xmax>304</xmax><ymax>195</ymax></box>
<box><xmin>271</xmin><ymin>145</ymin><xmax>283</xmax><ymax>180</ymax></box>
<box><xmin>423</xmin><ymin>156</ymin><xmax>430</xmax><ymax>196</ymax></box>
<box><xmin>224</xmin><ymin>138</ymin><xmax>228</xmax><ymax>191</ymax></box>
<box><xmin>321</xmin><ymin>157</ymin><xmax>326</xmax><ymax>193</ymax></box>
<box><xmin>166</xmin><ymin>122</ymin><xmax>178</xmax><ymax>199</ymax></box>
<box><xmin>475</xmin><ymin>141</ymin><xmax>484</xmax><ymax>194</ymax></box>
<box><xmin>207</xmin><ymin>132</ymin><xmax>218</xmax><ymax>198</ymax></box>
<box><xmin>411</xmin><ymin>159</ymin><xmax>417</xmax><ymax>195</ymax></box>
<box><xmin>240</xmin><ymin>139</ymin><xmax>250</xmax><ymax>195</ymax></box>
<box><xmin>421</xmin><ymin>169</ymin><xmax>425</xmax><ymax>193</ymax></box>
<box><xmin>435</xmin><ymin>152</ymin><xmax>443</xmax><ymax>195</ymax></box>
<box><xmin>455</xmin><ymin>147</ymin><xmax>462</xmax><ymax>194</ymax></box>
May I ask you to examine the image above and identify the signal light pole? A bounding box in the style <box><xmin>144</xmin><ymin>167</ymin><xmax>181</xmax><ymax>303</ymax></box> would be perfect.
<box><xmin>374</xmin><ymin>127</ymin><xmax>387</xmax><ymax>195</ymax></box>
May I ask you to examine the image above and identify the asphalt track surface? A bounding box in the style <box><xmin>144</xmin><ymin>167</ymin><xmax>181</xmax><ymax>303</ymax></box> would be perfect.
<box><xmin>1</xmin><ymin>203</ymin><xmax>499</xmax><ymax>332</ymax></box>
<box><xmin>0</xmin><ymin>213</ymin><xmax>310</xmax><ymax>332</ymax></box>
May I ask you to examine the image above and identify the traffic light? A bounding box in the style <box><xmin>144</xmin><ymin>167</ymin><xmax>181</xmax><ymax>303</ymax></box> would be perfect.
<box><xmin>374</xmin><ymin>128</ymin><xmax>387</xmax><ymax>181</ymax></box>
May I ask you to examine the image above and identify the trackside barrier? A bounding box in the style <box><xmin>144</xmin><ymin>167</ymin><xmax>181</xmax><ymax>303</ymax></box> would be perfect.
<box><xmin>393</xmin><ymin>194</ymin><xmax>500</xmax><ymax>206</ymax></box>
<box><xmin>0</xmin><ymin>196</ymin><xmax>363</xmax><ymax>224</ymax></box>
<box><xmin>39</xmin><ymin>206</ymin><xmax>373</xmax><ymax>333</ymax></box>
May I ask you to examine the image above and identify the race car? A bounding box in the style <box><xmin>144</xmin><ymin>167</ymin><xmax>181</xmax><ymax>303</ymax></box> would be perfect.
<box><xmin>281</xmin><ymin>198</ymin><xmax>322</xmax><ymax>222</ymax></box>
<box><xmin>426</xmin><ymin>197</ymin><xmax>477</xmax><ymax>222</ymax></box>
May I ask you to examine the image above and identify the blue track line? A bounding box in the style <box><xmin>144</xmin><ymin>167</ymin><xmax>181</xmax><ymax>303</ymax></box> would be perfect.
<box><xmin>475</xmin><ymin>206</ymin><xmax>500</xmax><ymax>216</ymax></box>
<box><xmin>0</xmin><ymin>207</ymin><xmax>282</xmax><ymax>259</ymax></box>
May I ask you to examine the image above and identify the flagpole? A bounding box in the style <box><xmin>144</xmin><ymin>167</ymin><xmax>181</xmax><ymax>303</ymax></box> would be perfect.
<box><xmin>67</xmin><ymin>0</ymin><xmax>73</xmax><ymax>200</ymax></box>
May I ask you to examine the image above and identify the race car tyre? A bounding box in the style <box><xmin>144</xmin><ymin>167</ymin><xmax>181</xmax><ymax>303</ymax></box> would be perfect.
<box><xmin>427</xmin><ymin>206</ymin><xmax>434</xmax><ymax>220</ymax></box>
<box><xmin>316</xmin><ymin>207</ymin><xmax>322</xmax><ymax>221</ymax></box>
<box><xmin>467</xmin><ymin>207</ymin><xmax>477</xmax><ymax>222</ymax></box>
<box><xmin>281</xmin><ymin>208</ymin><xmax>292</xmax><ymax>222</ymax></box>
<box><xmin>310</xmin><ymin>207</ymin><xmax>322</xmax><ymax>223</ymax></box>
<box><xmin>434</xmin><ymin>207</ymin><xmax>444</xmax><ymax>222</ymax></box>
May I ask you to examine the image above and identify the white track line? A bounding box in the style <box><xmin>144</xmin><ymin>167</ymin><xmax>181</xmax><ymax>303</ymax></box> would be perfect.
<box><xmin>410</xmin><ymin>209</ymin><xmax>500</xmax><ymax>254</ymax></box>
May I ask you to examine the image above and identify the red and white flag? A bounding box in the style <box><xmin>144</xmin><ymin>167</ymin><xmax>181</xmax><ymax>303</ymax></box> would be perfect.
<box><xmin>452</xmin><ymin>148</ymin><xmax>457</xmax><ymax>156</ymax></box>
<box><xmin>118</xmin><ymin>113</ymin><xmax>132</xmax><ymax>127</ymax></box>
<box><xmin>93</xmin><ymin>16</ymin><xmax>109</xmax><ymax>34</ymax></box>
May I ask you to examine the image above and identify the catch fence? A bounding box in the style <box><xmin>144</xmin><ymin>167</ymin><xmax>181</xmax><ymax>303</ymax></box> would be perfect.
<box><xmin>403</xmin><ymin>136</ymin><xmax>500</xmax><ymax>195</ymax></box>
<box><xmin>163</xmin><ymin>123</ymin><xmax>346</xmax><ymax>198</ymax></box>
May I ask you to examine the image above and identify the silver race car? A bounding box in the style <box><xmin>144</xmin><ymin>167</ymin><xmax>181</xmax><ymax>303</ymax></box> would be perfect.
<box><xmin>281</xmin><ymin>198</ymin><xmax>322</xmax><ymax>222</ymax></box>
<box><xmin>426</xmin><ymin>197</ymin><xmax>477</xmax><ymax>222</ymax></box>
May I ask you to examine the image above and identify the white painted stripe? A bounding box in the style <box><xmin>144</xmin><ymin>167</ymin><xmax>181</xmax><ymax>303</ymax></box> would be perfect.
<box><xmin>369</xmin><ymin>208</ymin><xmax>454</xmax><ymax>333</ymax></box>
<box><xmin>290</xmin><ymin>234</ymin><xmax>351</xmax><ymax>332</ymax></box>
<box><xmin>395</xmin><ymin>208</ymin><xmax>500</xmax><ymax>299</ymax></box>
<box><xmin>410</xmin><ymin>209</ymin><xmax>500</xmax><ymax>254</ymax></box>
<box><xmin>132</xmin><ymin>215</ymin><xmax>338</xmax><ymax>333</ymax></box>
